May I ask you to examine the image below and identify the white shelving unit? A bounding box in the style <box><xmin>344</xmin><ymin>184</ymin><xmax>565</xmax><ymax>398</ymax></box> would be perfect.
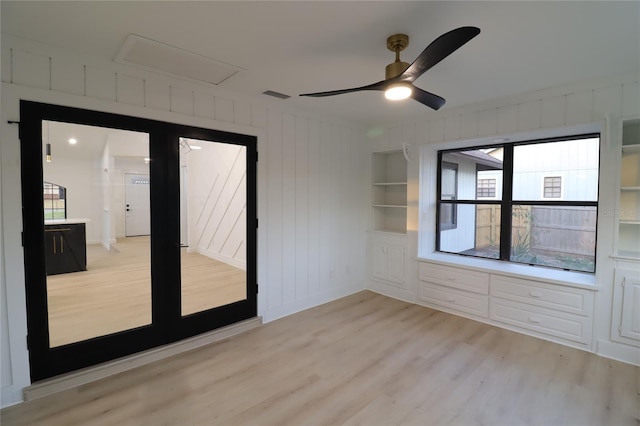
<box><xmin>371</xmin><ymin>150</ymin><xmax>407</xmax><ymax>234</ymax></box>
<box><xmin>617</xmin><ymin>120</ymin><xmax>640</xmax><ymax>259</ymax></box>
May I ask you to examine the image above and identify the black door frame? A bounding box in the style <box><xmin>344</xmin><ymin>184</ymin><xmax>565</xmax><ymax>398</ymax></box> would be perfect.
<box><xmin>20</xmin><ymin>100</ymin><xmax>257</xmax><ymax>382</ymax></box>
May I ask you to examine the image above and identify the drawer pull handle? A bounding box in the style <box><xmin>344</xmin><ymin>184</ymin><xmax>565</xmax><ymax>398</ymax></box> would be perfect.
<box><xmin>529</xmin><ymin>291</ymin><xmax>542</xmax><ymax>298</ymax></box>
<box><xmin>528</xmin><ymin>316</ymin><xmax>541</xmax><ymax>323</ymax></box>
<box><xmin>446</xmin><ymin>297</ymin><xmax>456</xmax><ymax>303</ymax></box>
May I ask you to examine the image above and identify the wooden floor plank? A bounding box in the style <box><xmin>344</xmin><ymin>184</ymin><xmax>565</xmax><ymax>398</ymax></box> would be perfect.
<box><xmin>2</xmin><ymin>291</ymin><xmax>639</xmax><ymax>425</ymax></box>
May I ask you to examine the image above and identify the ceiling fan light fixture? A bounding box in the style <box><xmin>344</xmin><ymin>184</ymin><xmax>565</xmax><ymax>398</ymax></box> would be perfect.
<box><xmin>385</xmin><ymin>83</ymin><xmax>412</xmax><ymax>101</ymax></box>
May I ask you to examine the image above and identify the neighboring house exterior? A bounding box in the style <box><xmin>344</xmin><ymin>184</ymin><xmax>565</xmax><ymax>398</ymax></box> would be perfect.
<box><xmin>440</xmin><ymin>137</ymin><xmax>599</xmax><ymax>268</ymax></box>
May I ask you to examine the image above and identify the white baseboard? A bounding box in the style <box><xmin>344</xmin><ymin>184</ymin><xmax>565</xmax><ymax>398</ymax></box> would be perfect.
<box><xmin>22</xmin><ymin>317</ymin><xmax>262</xmax><ymax>402</ymax></box>
<box><xmin>596</xmin><ymin>339</ymin><xmax>640</xmax><ymax>366</ymax></box>
<box><xmin>263</xmin><ymin>285</ymin><xmax>365</xmax><ymax>323</ymax></box>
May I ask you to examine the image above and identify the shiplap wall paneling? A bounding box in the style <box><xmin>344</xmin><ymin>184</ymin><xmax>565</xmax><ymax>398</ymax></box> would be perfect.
<box><xmin>307</xmin><ymin>119</ymin><xmax>321</xmax><ymax>296</ymax></box>
<box><xmin>12</xmin><ymin>50</ymin><xmax>50</xmax><ymax>90</ymax></box>
<box><xmin>234</xmin><ymin>101</ymin><xmax>252</xmax><ymax>127</ymax></box>
<box><xmin>215</xmin><ymin>97</ymin><xmax>235</xmax><ymax>123</ymax></box>
<box><xmin>323</xmin><ymin>122</ymin><xmax>339</xmax><ymax>291</ymax></box>
<box><xmin>622</xmin><ymin>81</ymin><xmax>640</xmax><ymax>117</ymax></box>
<box><xmin>295</xmin><ymin>116</ymin><xmax>310</xmax><ymax>300</ymax></box>
<box><xmin>85</xmin><ymin>66</ymin><xmax>116</xmax><ymax>101</ymax></box>
<box><xmin>540</xmin><ymin>96</ymin><xmax>566</xmax><ymax>129</ymax></box>
<box><xmin>144</xmin><ymin>79</ymin><xmax>171</xmax><ymax>111</ymax></box>
<box><xmin>1</xmin><ymin>46</ymin><xmax>12</xmax><ymax>84</ymax></box>
<box><xmin>51</xmin><ymin>56</ymin><xmax>85</xmax><ymax>96</ymax></box>
<box><xmin>478</xmin><ymin>108</ymin><xmax>498</xmax><ymax>137</ymax></box>
<box><xmin>194</xmin><ymin>92</ymin><xmax>215</xmax><ymax>120</ymax></box>
<box><xmin>497</xmin><ymin>104</ymin><xmax>518</xmax><ymax>135</ymax></box>
<box><xmin>460</xmin><ymin>111</ymin><xmax>479</xmax><ymax>140</ymax></box>
<box><xmin>593</xmin><ymin>85</ymin><xmax>623</xmax><ymax>120</ymax></box>
<box><xmin>281</xmin><ymin>113</ymin><xmax>297</xmax><ymax>305</ymax></box>
<box><xmin>251</xmin><ymin>104</ymin><xmax>268</xmax><ymax>129</ymax></box>
<box><xmin>266</xmin><ymin>109</ymin><xmax>283</xmax><ymax>311</ymax></box>
<box><xmin>444</xmin><ymin>114</ymin><xmax>461</xmax><ymax>142</ymax></box>
<box><xmin>170</xmin><ymin>86</ymin><xmax>194</xmax><ymax>116</ymax></box>
<box><xmin>116</xmin><ymin>74</ymin><xmax>145</xmax><ymax>107</ymax></box>
<box><xmin>517</xmin><ymin>99</ymin><xmax>541</xmax><ymax>131</ymax></box>
<box><xmin>429</xmin><ymin>117</ymin><xmax>445</xmax><ymax>143</ymax></box>
<box><xmin>566</xmin><ymin>90</ymin><xmax>593</xmax><ymax>125</ymax></box>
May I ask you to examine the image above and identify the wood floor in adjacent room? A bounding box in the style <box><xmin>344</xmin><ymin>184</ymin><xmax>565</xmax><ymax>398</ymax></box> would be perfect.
<box><xmin>2</xmin><ymin>291</ymin><xmax>639</xmax><ymax>426</ymax></box>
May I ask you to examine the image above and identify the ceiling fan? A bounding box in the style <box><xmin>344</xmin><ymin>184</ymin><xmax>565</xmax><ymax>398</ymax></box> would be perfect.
<box><xmin>299</xmin><ymin>26</ymin><xmax>480</xmax><ymax>111</ymax></box>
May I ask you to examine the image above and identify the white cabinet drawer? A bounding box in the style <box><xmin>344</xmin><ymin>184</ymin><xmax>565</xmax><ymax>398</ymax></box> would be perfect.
<box><xmin>419</xmin><ymin>282</ymin><xmax>489</xmax><ymax>318</ymax></box>
<box><xmin>491</xmin><ymin>275</ymin><xmax>594</xmax><ymax>316</ymax></box>
<box><xmin>490</xmin><ymin>299</ymin><xmax>592</xmax><ymax>345</ymax></box>
<box><xmin>418</xmin><ymin>262</ymin><xmax>489</xmax><ymax>294</ymax></box>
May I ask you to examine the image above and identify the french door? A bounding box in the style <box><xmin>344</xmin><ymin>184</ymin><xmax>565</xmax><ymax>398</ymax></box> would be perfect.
<box><xmin>20</xmin><ymin>101</ymin><xmax>257</xmax><ymax>382</ymax></box>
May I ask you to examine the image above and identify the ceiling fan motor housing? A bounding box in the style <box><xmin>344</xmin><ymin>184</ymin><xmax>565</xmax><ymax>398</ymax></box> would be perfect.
<box><xmin>386</xmin><ymin>61</ymin><xmax>410</xmax><ymax>79</ymax></box>
<box><xmin>385</xmin><ymin>33</ymin><xmax>410</xmax><ymax>79</ymax></box>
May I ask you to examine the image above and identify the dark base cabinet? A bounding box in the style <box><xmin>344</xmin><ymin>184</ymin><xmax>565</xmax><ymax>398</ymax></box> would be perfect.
<box><xmin>45</xmin><ymin>223</ymin><xmax>87</xmax><ymax>275</ymax></box>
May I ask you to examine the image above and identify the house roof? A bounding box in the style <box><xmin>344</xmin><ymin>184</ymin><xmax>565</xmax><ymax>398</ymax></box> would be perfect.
<box><xmin>450</xmin><ymin>150</ymin><xmax>503</xmax><ymax>170</ymax></box>
<box><xmin>2</xmin><ymin>1</ymin><xmax>638</xmax><ymax>125</ymax></box>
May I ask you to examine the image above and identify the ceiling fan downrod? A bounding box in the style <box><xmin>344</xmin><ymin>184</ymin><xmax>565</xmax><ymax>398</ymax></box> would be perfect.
<box><xmin>385</xmin><ymin>34</ymin><xmax>411</xmax><ymax>79</ymax></box>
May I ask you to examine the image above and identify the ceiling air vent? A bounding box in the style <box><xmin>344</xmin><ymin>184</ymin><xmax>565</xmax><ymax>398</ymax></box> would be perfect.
<box><xmin>115</xmin><ymin>34</ymin><xmax>240</xmax><ymax>85</ymax></box>
<box><xmin>262</xmin><ymin>90</ymin><xmax>291</xmax><ymax>100</ymax></box>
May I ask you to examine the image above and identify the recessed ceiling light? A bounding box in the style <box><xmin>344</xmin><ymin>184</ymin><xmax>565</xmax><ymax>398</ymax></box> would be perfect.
<box><xmin>68</xmin><ymin>138</ymin><xmax>77</xmax><ymax>145</ymax></box>
<box><xmin>190</xmin><ymin>145</ymin><xmax>202</xmax><ymax>150</ymax></box>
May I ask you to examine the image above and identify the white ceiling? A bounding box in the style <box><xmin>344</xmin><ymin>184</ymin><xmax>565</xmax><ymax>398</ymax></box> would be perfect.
<box><xmin>3</xmin><ymin>1</ymin><xmax>639</xmax><ymax>125</ymax></box>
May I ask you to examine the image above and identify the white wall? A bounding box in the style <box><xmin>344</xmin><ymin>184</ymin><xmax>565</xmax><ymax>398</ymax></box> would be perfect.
<box><xmin>0</xmin><ymin>34</ymin><xmax>368</xmax><ymax>407</ymax></box>
<box><xmin>185</xmin><ymin>141</ymin><xmax>247</xmax><ymax>269</ymax></box>
<box><xmin>368</xmin><ymin>72</ymin><xmax>639</xmax><ymax>366</ymax></box>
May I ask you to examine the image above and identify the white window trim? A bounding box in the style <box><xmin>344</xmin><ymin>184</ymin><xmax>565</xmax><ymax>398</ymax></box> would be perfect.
<box><xmin>418</xmin><ymin>121</ymin><xmax>603</xmax><ymax>272</ymax></box>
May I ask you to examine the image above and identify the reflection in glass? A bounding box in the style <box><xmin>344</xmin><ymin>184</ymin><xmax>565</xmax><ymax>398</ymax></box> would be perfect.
<box><xmin>179</xmin><ymin>138</ymin><xmax>247</xmax><ymax>316</ymax></box>
<box><xmin>513</xmin><ymin>138</ymin><xmax>599</xmax><ymax>202</ymax></box>
<box><xmin>439</xmin><ymin>204</ymin><xmax>501</xmax><ymax>259</ymax></box>
<box><xmin>43</xmin><ymin>120</ymin><xmax>151</xmax><ymax>347</ymax></box>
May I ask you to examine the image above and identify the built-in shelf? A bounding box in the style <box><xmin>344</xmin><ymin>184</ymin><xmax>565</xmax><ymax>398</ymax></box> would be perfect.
<box><xmin>372</xmin><ymin>150</ymin><xmax>407</xmax><ymax>234</ymax></box>
<box><xmin>616</xmin><ymin>119</ymin><xmax>640</xmax><ymax>260</ymax></box>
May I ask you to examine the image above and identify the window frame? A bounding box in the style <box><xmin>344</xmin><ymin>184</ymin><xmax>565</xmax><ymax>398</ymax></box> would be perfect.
<box><xmin>439</xmin><ymin>161</ymin><xmax>458</xmax><ymax>230</ymax></box>
<box><xmin>435</xmin><ymin>133</ymin><xmax>600</xmax><ymax>273</ymax></box>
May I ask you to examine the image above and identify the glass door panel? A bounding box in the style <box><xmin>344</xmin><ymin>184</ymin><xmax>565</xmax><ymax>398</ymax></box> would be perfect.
<box><xmin>42</xmin><ymin>120</ymin><xmax>152</xmax><ymax>347</ymax></box>
<box><xmin>179</xmin><ymin>137</ymin><xmax>247</xmax><ymax>316</ymax></box>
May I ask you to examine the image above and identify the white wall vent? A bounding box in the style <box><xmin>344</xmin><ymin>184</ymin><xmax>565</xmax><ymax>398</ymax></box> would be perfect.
<box><xmin>115</xmin><ymin>34</ymin><xmax>240</xmax><ymax>85</ymax></box>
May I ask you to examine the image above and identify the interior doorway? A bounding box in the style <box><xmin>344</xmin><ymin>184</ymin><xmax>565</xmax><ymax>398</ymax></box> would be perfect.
<box><xmin>125</xmin><ymin>173</ymin><xmax>151</xmax><ymax>236</ymax></box>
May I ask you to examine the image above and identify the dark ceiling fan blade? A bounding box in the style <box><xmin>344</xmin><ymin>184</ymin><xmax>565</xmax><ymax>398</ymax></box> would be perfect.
<box><xmin>400</xmin><ymin>26</ymin><xmax>480</xmax><ymax>83</ymax></box>
<box><xmin>299</xmin><ymin>80</ymin><xmax>388</xmax><ymax>97</ymax></box>
<box><xmin>410</xmin><ymin>87</ymin><xmax>446</xmax><ymax>110</ymax></box>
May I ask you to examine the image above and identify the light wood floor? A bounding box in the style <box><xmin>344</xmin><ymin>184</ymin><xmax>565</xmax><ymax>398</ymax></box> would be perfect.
<box><xmin>3</xmin><ymin>291</ymin><xmax>639</xmax><ymax>425</ymax></box>
<box><xmin>47</xmin><ymin>236</ymin><xmax>246</xmax><ymax>347</ymax></box>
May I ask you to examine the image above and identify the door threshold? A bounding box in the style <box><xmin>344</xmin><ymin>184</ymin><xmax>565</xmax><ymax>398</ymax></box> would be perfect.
<box><xmin>23</xmin><ymin>317</ymin><xmax>262</xmax><ymax>402</ymax></box>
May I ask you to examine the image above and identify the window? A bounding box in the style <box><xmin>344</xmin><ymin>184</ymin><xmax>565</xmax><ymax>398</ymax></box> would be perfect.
<box><xmin>436</xmin><ymin>135</ymin><xmax>599</xmax><ymax>273</ymax></box>
<box><xmin>477</xmin><ymin>178</ymin><xmax>496</xmax><ymax>198</ymax></box>
<box><xmin>543</xmin><ymin>176</ymin><xmax>562</xmax><ymax>198</ymax></box>
<box><xmin>43</xmin><ymin>181</ymin><xmax>66</xmax><ymax>220</ymax></box>
<box><xmin>440</xmin><ymin>162</ymin><xmax>457</xmax><ymax>230</ymax></box>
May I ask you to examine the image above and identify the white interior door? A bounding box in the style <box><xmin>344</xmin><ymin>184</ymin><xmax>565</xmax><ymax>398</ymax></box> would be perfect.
<box><xmin>125</xmin><ymin>173</ymin><xmax>150</xmax><ymax>236</ymax></box>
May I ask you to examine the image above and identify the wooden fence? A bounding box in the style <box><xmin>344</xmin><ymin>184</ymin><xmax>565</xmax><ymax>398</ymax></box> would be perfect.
<box><xmin>475</xmin><ymin>205</ymin><xmax>596</xmax><ymax>258</ymax></box>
